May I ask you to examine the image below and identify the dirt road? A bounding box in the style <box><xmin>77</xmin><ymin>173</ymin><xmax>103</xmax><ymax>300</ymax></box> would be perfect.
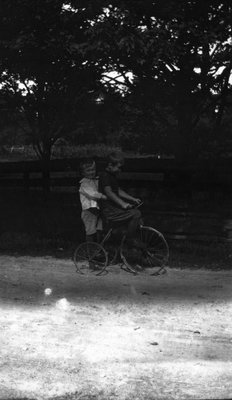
<box><xmin>0</xmin><ymin>255</ymin><xmax>232</xmax><ymax>400</ymax></box>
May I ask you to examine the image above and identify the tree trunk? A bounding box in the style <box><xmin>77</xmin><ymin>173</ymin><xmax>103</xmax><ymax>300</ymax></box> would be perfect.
<box><xmin>42</xmin><ymin>162</ymin><xmax>50</xmax><ymax>196</ymax></box>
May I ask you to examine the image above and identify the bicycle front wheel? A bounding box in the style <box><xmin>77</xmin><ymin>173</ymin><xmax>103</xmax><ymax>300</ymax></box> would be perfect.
<box><xmin>73</xmin><ymin>242</ymin><xmax>108</xmax><ymax>276</ymax></box>
<box><xmin>139</xmin><ymin>226</ymin><xmax>169</xmax><ymax>274</ymax></box>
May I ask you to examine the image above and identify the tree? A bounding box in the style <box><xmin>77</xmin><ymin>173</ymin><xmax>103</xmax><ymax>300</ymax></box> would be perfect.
<box><xmin>1</xmin><ymin>1</ymin><xmax>232</xmax><ymax>162</ymax></box>
<box><xmin>0</xmin><ymin>0</ymin><xmax>104</xmax><ymax>164</ymax></box>
<box><xmin>85</xmin><ymin>0</ymin><xmax>232</xmax><ymax>162</ymax></box>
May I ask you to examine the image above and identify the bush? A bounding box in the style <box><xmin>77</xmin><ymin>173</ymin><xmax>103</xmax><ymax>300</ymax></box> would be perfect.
<box><xmin>51</xmin><ymin>143</ymin><xmax>123</xmax><ymax>159</ymax></box>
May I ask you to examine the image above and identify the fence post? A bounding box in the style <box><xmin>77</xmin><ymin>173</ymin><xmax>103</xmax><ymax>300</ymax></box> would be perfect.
<box><xmin>42</xmin><ymin>160</ymin><xmax>51</xmax><ymax>199</ymax></box>
<box><xmin>23</xmin><ymin>171</ymin><xmax>30</xmax><ymax>194</ymax></box>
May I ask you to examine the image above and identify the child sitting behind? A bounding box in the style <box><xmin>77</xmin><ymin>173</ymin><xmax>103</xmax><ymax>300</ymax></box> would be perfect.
<box><xmin>79</xmin><ymin>158</ymin><xmax>107</xmax><ymax>242</ymax></box>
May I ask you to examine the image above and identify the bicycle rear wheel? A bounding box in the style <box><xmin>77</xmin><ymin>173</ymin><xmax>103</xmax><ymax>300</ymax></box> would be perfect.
<box><xmin>73</xmin><ymin>242</ymin><xmax>108</xmax><ymax>276</ymax></box>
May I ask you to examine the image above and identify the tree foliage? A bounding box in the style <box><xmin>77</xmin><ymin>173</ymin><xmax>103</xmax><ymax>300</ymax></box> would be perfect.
<box><xmin>85</xmin><ymin>0</ymin><xmax>232</xmax><ymax>160</ymax></box>
<box><xmin>0</xmin><ymin>0</ymin><xmax>104</xmax><ymax>161</ymax></box>
<box><xmin>0</xmin><ymin>0</ymin><xmax>232</xmax><ymax>161</ymax></box>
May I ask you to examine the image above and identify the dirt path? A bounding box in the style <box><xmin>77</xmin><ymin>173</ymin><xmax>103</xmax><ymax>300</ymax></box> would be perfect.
<box><xmin>0</xmin><ymin>255</ymin><xmax>232</xmax><ymax>400</ymax></box>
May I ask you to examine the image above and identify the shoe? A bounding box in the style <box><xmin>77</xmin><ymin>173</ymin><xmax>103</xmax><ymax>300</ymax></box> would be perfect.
<box><xmin>134</xmin><ymin>264</ymin><xmax>143</xmax><ymax>271</ymax></box>
<box><xmin>89</xmin><ymin>261</ymin><xmax>101</xmax><ymax>271</ymax></box>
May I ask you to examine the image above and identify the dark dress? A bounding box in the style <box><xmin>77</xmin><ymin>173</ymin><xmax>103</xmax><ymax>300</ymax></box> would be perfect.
<box><xmin>98</xmin><ymin>171</ymin><xmax>140</xmax><ymax>226</ymax></box>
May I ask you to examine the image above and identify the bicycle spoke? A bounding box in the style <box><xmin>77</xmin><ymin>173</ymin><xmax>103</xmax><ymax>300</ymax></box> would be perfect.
<box><xmin>147</xmin><ymin>231</ymin><xmax>156</xmax><ymax>246</ymax></box>
<box><xmin>149</xmin><ymin>253</ymin><xmax>167</xmax><ymax>264</ymax></box>
<box><xmin>87</xmin><ymin>242</ymin><xmax>91</xmax><ymax>258</ymax></box>
<box><xmin>145</xmin><ymin>253</ymin><xmax>154</xmax><ymax>268</ymax></box>
<box><xmin>76</xmin><ymin>252</ymin><xmax>104</xmax><ymax>266</ymax></box>
<box><xmin>140</xmin><ymin>227</ymin><xmax>147</xmax><ymax>244</ymax></box>
<box><xmin>147</xmin><ymin>248</ymin><xmax>167</xmax><ymax>258</ymax></box>
<box><xmin>136</xmin><ymin>227</ymin><xmax>169</xmax><ymax>271</ymax></box>
<box><xmin>148</xmin><ymin>243</ymin><xmax>166</xmax><ymax>251</ymax></box>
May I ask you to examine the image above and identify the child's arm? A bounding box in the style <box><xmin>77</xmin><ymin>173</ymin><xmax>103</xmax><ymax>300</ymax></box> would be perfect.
<box><xmin>80</xmin><ymin>187</ymin><xmax>107</xmax><ymax>201</ymax></box>
<box><xmin>118</xmin><ymin>188</ymin><xmax>141</xmax><ymax>204</ymax></box>
<box><xmin>104</xmin><ymin>186</ymin><xmax>131</xmax><ymax>209</ymax></box>
<box><xmin>79</xmin><ymin>181</ymin><xmax>107</xmax><ymax>201</ymax></box>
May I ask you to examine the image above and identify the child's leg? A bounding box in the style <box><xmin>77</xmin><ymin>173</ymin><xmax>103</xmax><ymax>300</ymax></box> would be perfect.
<box><xmin>102</xmin><ymin>206</ymin><xmax>142</xmax><ymax>247</ymax></box>
<box><xmin>86</xmin><ymin>234</ymin><xmax>96</xmax><ymax>242</ymax></box>
<box><xmin>126</xmin><ymin>209</ymin><xmax>142</xmax><ymax>238</ymax></box>
<box><xmin>96</xmin><ymin>216</ymin><xmax>103</xmax><ymax>243</ymax></box>
<box><xmin>81</xmin><ymin>210</ymin><xmax>97</xmax><ymax>242</ymax></box>
<box><xmin>102</xmin><ymin>206</ymin><xmax>141</xmax><ymax>236</ymax></box>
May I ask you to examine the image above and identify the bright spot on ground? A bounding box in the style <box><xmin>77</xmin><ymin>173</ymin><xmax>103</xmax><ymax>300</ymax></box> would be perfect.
<box><xmin>44</xmin><ymin>288</ymin><xmax>52</xmax><ymax>296</ymax></box>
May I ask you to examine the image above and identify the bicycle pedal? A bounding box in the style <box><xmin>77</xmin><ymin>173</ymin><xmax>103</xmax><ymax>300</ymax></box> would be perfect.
<box><xmin>151</xmin><ymin>267</ymin><xmax>167</xmax><ymax>276</ymax></box>
<box><xmin>134</xmin><ymin>264</ymin><xmax>143</xmax><ymax>271</ymax></box>
<box><xmin>126</xmin><ymin>265</ymin><xmax>138</xmax><ymax>274</ymax></box>
<box><xmin>89</xmin><ymin>263</ymin><xmax>101</xmax><ymax>271</ymax></box>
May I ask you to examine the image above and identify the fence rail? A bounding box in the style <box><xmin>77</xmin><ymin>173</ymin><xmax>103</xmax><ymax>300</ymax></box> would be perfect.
<box><xmin>1</xmin><ymin>157</ymin><xmax>232</xmax><ymax>184</ymax></box>
<box><xmin>0</xmin><ymin>158</ymin><xmax>232</xmax><ymax>243</ymax></box>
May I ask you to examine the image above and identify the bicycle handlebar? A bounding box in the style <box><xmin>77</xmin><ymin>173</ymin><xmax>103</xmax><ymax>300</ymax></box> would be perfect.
<box><xmin>135</xmin><ymin>201</ymin><xmax>143</xmax><ymax>209</ymax></box>
<box><xmin>125</xmin><ymin>201</ymin><xmax>143</xmax><ymax>210</ymax></box>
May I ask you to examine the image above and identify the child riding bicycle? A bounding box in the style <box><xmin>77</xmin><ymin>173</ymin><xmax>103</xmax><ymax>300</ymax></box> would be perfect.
<box><xmin>74</xmin><ymin>154</ymin><xmax>169</xmax><ymax>275</ymax></box>
<box><xmin>98</xmin><ymin>152</ymin><xmax>143</xmax><ymax>247</ymax></box>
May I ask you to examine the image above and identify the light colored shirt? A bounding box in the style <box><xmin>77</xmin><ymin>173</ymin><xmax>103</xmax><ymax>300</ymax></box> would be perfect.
<box><xmin>79</xmin><ymin>177</ymin><xmax>103</xmax><ymax>210</ymax></box>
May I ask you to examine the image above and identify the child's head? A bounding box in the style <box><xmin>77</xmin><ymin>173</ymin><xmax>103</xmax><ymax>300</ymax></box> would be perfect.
<box><xmin>80</xmin><ymin>158</ymin><xmax>96</xmax><ymax>179</ymax></box>
<box><xmin>106</xmin><ymin>152</ymin><xmax>124</xmax><ymax>174</ymax></box>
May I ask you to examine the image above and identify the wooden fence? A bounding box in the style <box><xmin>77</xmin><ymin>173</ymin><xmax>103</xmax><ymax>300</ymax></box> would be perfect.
<box><xmin>0</xmin><ymin>158</ymin><xmax>232</xmax><ymax>243</ymax></box>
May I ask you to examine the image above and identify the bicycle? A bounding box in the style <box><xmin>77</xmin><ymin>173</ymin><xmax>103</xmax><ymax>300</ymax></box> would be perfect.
<box><xmin>73</xmin><ymin>202</ymin><xmax>169</xmax><ymax>276</ymax></box>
